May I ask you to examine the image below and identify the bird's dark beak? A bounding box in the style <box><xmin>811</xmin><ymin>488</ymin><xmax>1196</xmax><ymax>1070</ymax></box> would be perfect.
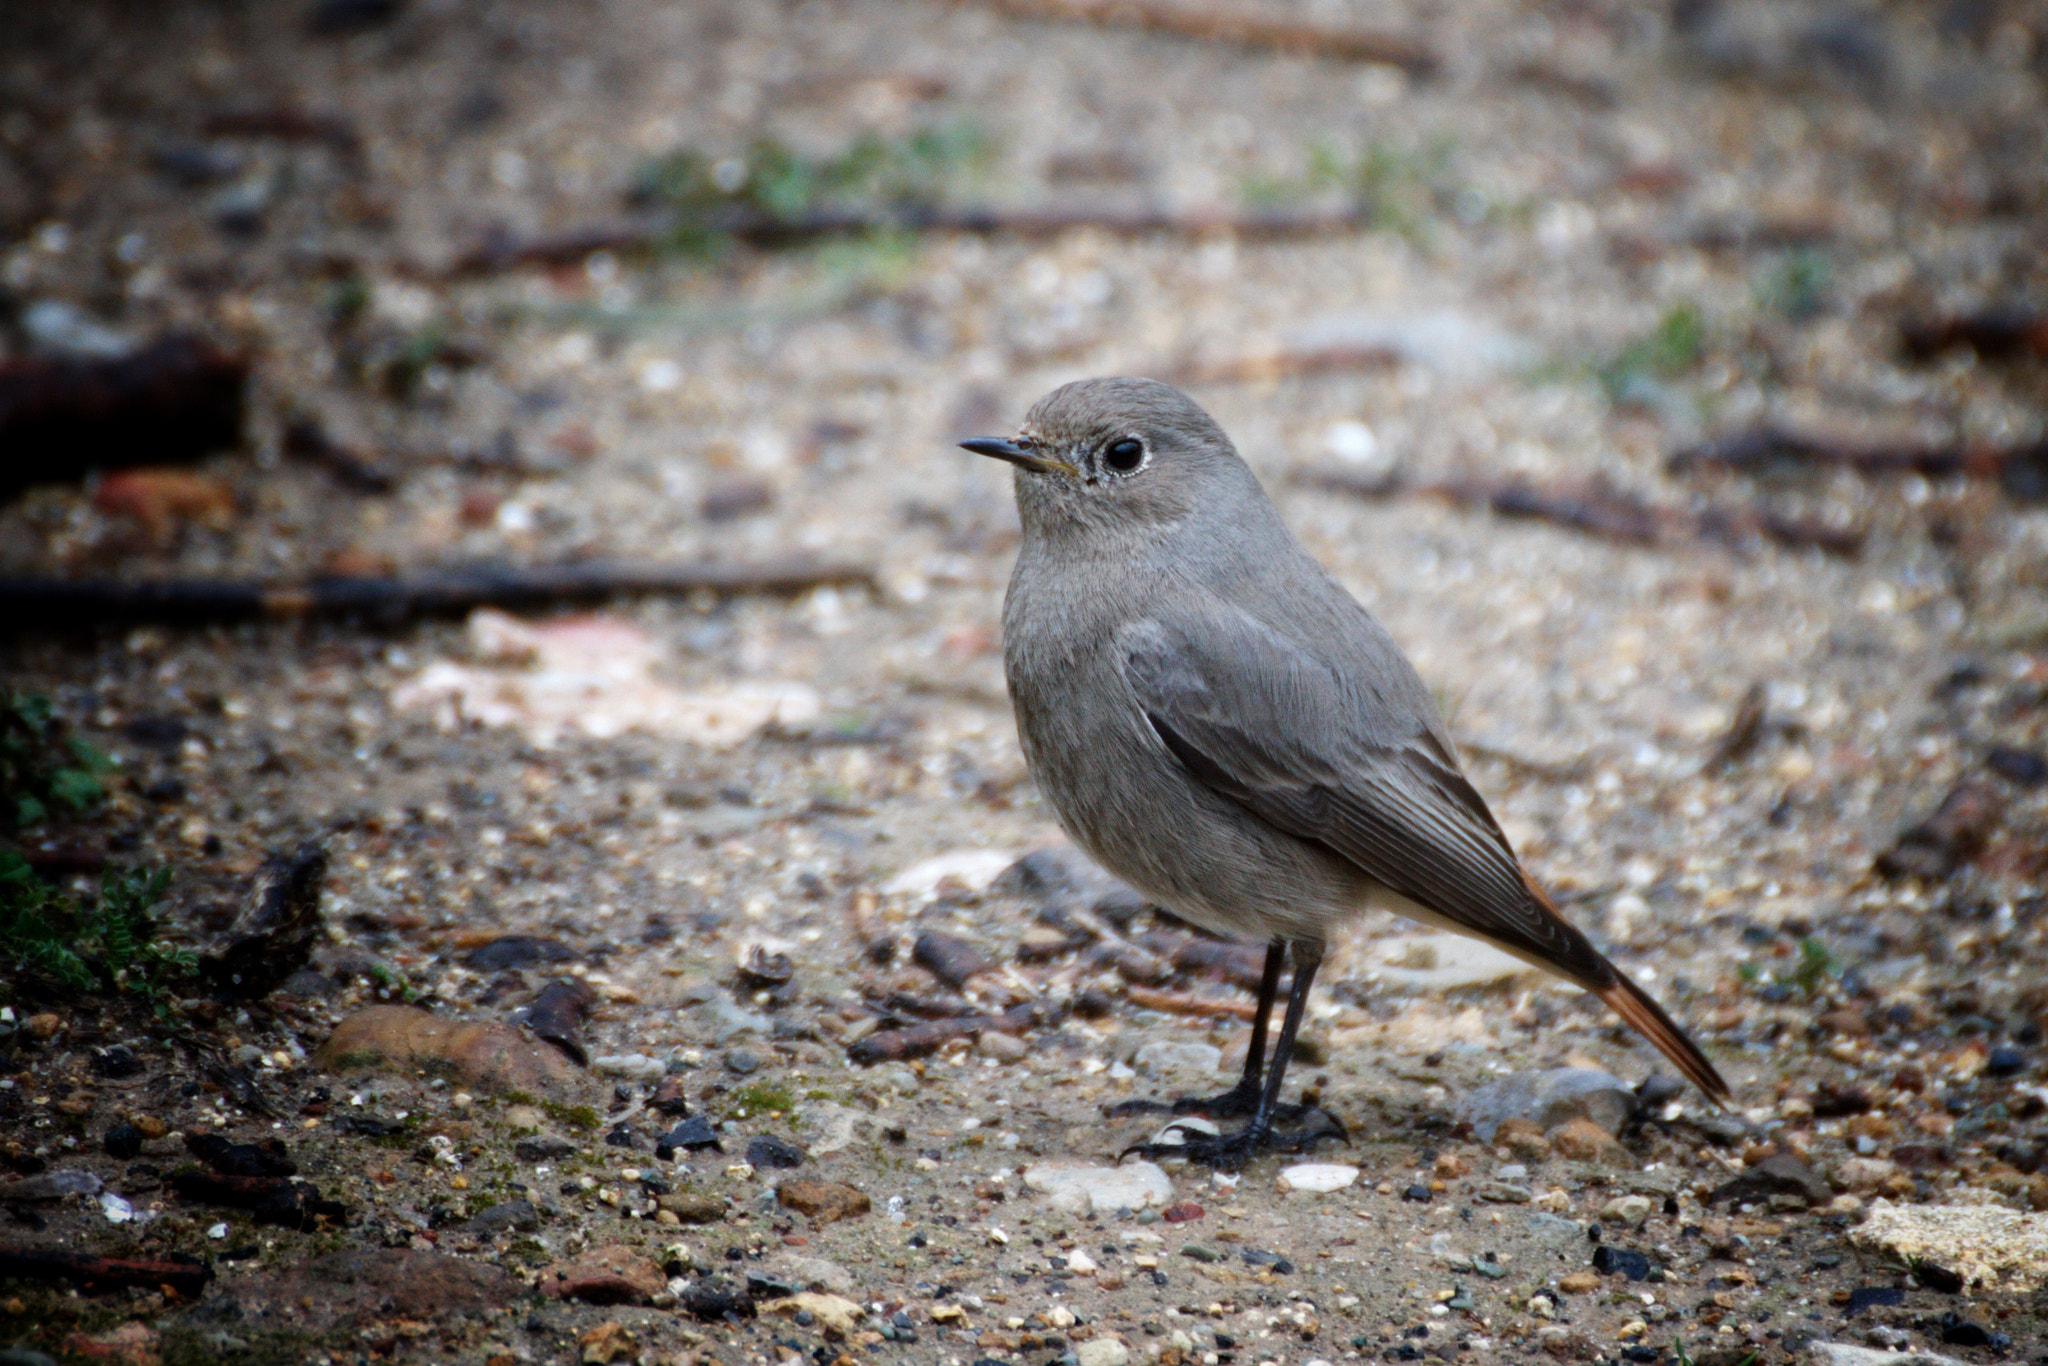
<box><xmin>959</xmin><ymin>436</ymin><xmax>1076</xmax><ymax>477</ymax></box>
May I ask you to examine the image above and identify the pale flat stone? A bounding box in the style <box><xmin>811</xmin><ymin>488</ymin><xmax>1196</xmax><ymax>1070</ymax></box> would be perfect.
<box><xmin>759</xmin><ymin>1292</ymin><xmax>865</xmax><ymax>1337</ymax></box>
<box><xmin>1075</xmin><ymin>1337</ymin><xmax>1131</xmax><ymax>1366</ymax></box>
<box><xmin>1374</xmin><ymin>932</ymin><xmax>1537</xmax><ymax>989</ymax></box>
<box><xmin>1023</xmin><ymin>1161</ymin><xmax>1173</xmax><ymax>1215</ymax></box>
<box><xmin>1809</xmin><ymin>1342</ymin><xmax>1970</xmax><ymax>1366</ymax></box>
<box><xmin>1132</xmin><ymin>1040</ymin><xmax>1223</xmax><ymax>1075</ymax></box>
<box><xmin>1851</xmin><ymin>1198</ymin><xmax>2048</xmax><ymax>1292</ymax></box>
<box><xmin>881</xmin><ymin>849</ymin><xmax>1017</xmax><ymax>900</ymax></box>
<box><xmin>1277</xmin><ymin>1163</ymin><xmax>1360</xmax><ymax>1194</ymax></box>
<box><xmin>1454</xmin><ymin>1067</ymin><xmax>1636</xmax><ymax>1141</ymax></box>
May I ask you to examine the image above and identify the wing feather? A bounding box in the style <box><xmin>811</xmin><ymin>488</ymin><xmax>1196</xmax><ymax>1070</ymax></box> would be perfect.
<box><xmin>1124</xmin><ymin>611</ymin><xmax>1607</xmax><ymax>984</ymax></box>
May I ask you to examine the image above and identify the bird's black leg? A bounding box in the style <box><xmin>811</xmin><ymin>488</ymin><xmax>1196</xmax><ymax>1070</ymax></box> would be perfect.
<box><xmin>1120</xmin><ymin>938</ymin><xmax>1346</xmax><ymax>1171</ymax></box>
<box><xmin>1106</xmin><ymin>940</ymin><xmax>1285</xmax><ymax>1119</ymax></box>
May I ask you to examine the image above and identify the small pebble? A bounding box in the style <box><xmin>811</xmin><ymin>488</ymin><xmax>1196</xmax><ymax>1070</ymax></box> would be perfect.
<box><xmin>1278</xmin><ymin>1163</ymin><xmax>1358</xmax><ymax>1194</ymax></box>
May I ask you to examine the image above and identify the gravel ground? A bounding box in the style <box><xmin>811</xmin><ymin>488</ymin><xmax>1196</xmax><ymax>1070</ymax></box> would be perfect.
<box><xmin>3</xmin><ymin>2</ymin><xmax>2048</xmax><ymax>1364</ymax></box>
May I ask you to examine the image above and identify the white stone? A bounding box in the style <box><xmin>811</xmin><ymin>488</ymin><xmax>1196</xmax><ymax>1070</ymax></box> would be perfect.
<box><xmin>1600</xmin><ymin>1195</ymin><xmax>1653</xmax><ymax>1226</ymax></box>
<box><xmin>881</xmin><ymin>849</ymin><xmax>1017</xmax><ymax>900</ymax></box>
<box><xmin>592</xmin><ymin>1053</ymin><xmax>665</xmax><ymax>1080</ymax></box>
<box><xmin>1277</xmin><ymin>1163</ymin><xmax>1360</xmax><ymax>1194</ymax></box>
<box><xmin>1808</xmin><ymin>1343</ymin><xmax>1970</xmax><ymax>1366</ymax></box>
<box><xmin>1851</xmin><ymin>1198</ymin><xmax>2048</xmax><ymax>1291</ymax></box>
<box><xmin>1023</xmin><ymin>1161</ymin><xmax>1174</xmax><ymax>1215</ymax></box>
<box><xmin>1067</xmin><ymin>1247</ymin><xmax>1098</xmax><ymax>1274</ymax></box>
<box><xmin>1075</xmin><ymin>1338</ymin><xmax>1131</xmax><ymax>1366</ymax></box>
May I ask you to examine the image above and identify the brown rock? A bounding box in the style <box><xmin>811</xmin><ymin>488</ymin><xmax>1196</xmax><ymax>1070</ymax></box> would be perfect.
<box><xmin>1833</xmin><ymin>1157</ymin><xmax>1899</xmax><ymax>1193</ymax></box>
<box><xmin>59</xmin><ymin>1322</ymin><xmax>158</xmax><ymax>1366</ymax></box>
<box><xmin>1549</xmin><ymin>1117</ymin><xmax>1628</xmax><ymax>1166</ymax></box>
<box><xmin>578</xmin><ymin>1321</ymin><xmax>639</xmax><ymax>1364</ymax></box>
<box><xmin>1495</xmin><ymin>1119</ymin><xmax>1551</xmax><ymax>1162</ymax></box>
<box><xmin>1433</xmin><ymin>1153</ymin><xmax>1470</xmax><ymax>1179</ymax></box>
<box><xmin>93</xmin><ymin>469</ymin><xmax>236</xmax><ymax>536</ymax></box>
<box><xmin>539</xmin><ymin>1244</ymin><xmax>667</xmax><ymax>1305</ymax></box>
<box><xmin>1707</xmin><ymin>1151</ymin><xmax>1831</xmax><ymax>1208</ymax></box>
<box><xmin>55</xmin><ymin>1094</ymin><xmax>95</xmax><ymax>1117</ymax></box>
<box><xmin>223</xmin><ymin>1249</ymin><xmax>522</xmax><ymax>1333</ymax></box>
<box><xmin>657</xmin><ymin>1190</ymin><xmax>727</xmax><ymax>1224</ymax></box>
<box><xmin>26</xmin><ymin>1013</ymin><xmax>61</xmax><ymax>1041</ymax></box>
<box><xmin>131</xmin><ymin>1115</ymin><xmax>168</xmax><ymax>1140</ymax></box>
<box><xmin>777</xmin><ymin>1178</ymin><xmax>872</xmax><ymax>1225</ymax></box>
<box><xmin>311</xmin><ymin>1005</ymin><xmax>591</xmax><ymax>1101</ymax></box>
<box><xmin>1816</xmin><ymin>1007</ymin><xmax>1869</xmax><ymax>1036</ymax></box>
<box><xmin>1557</xmin><ymin>1271</ymin><xmax>1599</xmax><ymax>1293</ymax></box>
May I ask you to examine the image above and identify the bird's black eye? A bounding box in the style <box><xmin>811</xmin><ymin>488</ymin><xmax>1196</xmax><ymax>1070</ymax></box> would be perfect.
<box><xmin>1104</xmin><ymin>438</ymin><xmax>1145</xmax><ymax>473</ymax></box>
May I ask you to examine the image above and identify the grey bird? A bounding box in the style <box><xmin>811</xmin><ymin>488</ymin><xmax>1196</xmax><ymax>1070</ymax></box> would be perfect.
<box><xmin>961</xmin><ymin>377</ymin><xmax>1729</xmax><ymax>1168</ymax></box>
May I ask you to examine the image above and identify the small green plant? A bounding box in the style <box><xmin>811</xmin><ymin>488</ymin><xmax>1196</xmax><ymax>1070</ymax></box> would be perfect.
<box><xmin>1</xmin><ymin>690</ymin><xmax>109</xmax><ymax>829</ymax></box>
<box><xmin>631</xmin><ymin>123</ymin><xmax>991</xmax><ymax>250</ymax></box>
<box><xmin>1237</xmin><ymin>138</ymin><xmax>1453</xmax><ymax>244</ymax></box>
<box><xmin>1597</xmin><ymin>302</ymin><xmax>1704</xmax><ymax>405</ymax></box>
<box><xmin>0</xmin><ymin>854</ymin><xmax>191</xmax><ymax>1006</ymax></box>
<box><xmin>1793</xmin><ymin>936</ymin><xmax>1838</xmax><ymax>995</ymax></box>
<box><xmin>1758</xmin><ymin>247</ymin><xmax>1830</xmax><ymax>320</ymax></box>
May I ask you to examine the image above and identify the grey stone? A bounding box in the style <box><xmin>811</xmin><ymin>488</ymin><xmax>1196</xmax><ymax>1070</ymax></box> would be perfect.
<box><xmin>1523</xmin><ymin>1212</ymin><xmax>1584</xmax><ymax>1247</ymax></box>
<box><xmin>1454</xmin><ymin>1067</ymin><xmax>1636</xmax><ymax>1140</ymax></box>
<box><xmin>514</xmin><ymin>1135</ymin><xmax>575</xmax><ymax>1162</ymax></box>
<box><xmin>766</xmin><ymin>1253</ymin><xmax>856</xmax><ymax>1295</ymax></box>
<box><xmin>1132</xmin><ymin>1039</ymin><xmax>1224</xmax><ymax>1076</ymax></box>
<box><xmin>463</xmin><ymin>1198</ymin><xmax>541</xmax><ymax>1234</ymax></box>
<box><xmin>695</xmin><ymin>997</ymin><xmax>771</xmax><ymax>1046</ymax></box>
<box><xmin>0</xmin><ymin>1169</ymin><xmax>102</xmax><ymax>1202</ymax></box>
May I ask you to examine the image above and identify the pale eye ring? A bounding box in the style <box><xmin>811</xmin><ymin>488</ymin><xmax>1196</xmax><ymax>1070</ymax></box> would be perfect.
<box><xmin>1103</xmin><ymin>438</ymin><xmax>1144</xmax><ymax>473</ymax></box>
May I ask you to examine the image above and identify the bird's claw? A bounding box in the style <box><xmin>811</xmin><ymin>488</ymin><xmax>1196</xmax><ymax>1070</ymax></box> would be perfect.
<box><xmin>1105</xmin><ymin>1083</ymin><xmax>1314</xmax><ymax>1123</ymax></box>
<box><xmin>1116</xmin><ymin>1108</ymin><xmax>1349</xmax><ymax>1172</ymax></box>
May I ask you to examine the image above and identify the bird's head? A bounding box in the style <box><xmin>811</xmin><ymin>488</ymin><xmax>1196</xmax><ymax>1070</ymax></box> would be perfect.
<box><xmin>959</xmin><ymin>377</ymin><xmax>1253</xmax><ymax>535</ymax></box>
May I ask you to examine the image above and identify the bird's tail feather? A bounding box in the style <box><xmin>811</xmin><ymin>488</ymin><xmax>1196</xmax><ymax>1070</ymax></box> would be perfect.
<box><xmin>1595</xmin><ymin>972</ymin><xmax>1731</xmax><ymax>1105</ymax></box>
<box><xmin>1514</xmin><ymin>866</ymin><xmax>1731</xmax><ymax>1105</ymax></box>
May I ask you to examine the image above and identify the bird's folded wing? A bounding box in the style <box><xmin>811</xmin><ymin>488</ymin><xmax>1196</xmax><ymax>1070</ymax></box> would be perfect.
<box><xmin>1118</xmin><ymin>609</ymin><xmax>1612</xmax><ymax>987</ymax></box>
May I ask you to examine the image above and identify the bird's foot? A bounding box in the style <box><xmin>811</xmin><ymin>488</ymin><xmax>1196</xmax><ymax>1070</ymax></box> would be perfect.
<box><xmin>1117</xmin><ymin>1108</ymin><xmax>1348</xmax><ymax>1172</ymax></box>
<box><xmin>1106</xmin><ymin>1079</ymin><xmax>1303</xmax><ymax>1121</ymax></box>
<box><xmin>1106</xmin><ymin>1081</ymin><xmax>1327</xmax><ymax>1124</ymax></box>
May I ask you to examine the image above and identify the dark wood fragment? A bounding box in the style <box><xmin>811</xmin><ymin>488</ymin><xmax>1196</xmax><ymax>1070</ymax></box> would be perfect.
<box><xmin>0</xmin><ymin>1244</ymin><xmax>210</xmax><ymax>1297</ymax></box>
<box><xmin>846</xmin><ymin>1001</ymin><xmax>1060</xmax><ymax>1065</ymax></box>
<box><xmin>1305</xmin><ymin>469</ymin><xmax>1865</xmax><ymax>557</ymax></box>
<box><xmin>912</xmin><ymin>929</ymin><xmax>996</xmax><ymax>990</ymax></box>
<box><xmin>442</xmin><ymin>201</ymin><xmax>1393</xmax><ymax>277</ymax></box>
<box><xmin>170</xmin><ymin>1170</ymin><xmax>346</xmax><ymax>1230</ymax></box>
<box><xmin>515</xmin><ymin>979</ymin><xmax>597</xmax><ymax>1067</ymax></box>
<box><xmin>0</xmin><ymin>333</ymin><xmax>247</xmax><ymax>499</ymax></box>
<box><xmin>1875</xmin><ymin>779</ymin><xmax>2005</xmax><ymax>881</ymax></box>
<box><xmin>283</xmin><ymin>417</ymin><xmax>398</xmax><ymax>493</ymax></box>
<box><xmin>0</xmin><ymin>557</ymin><xmax>876</xmax><ymax>631</ymax></box>
<box><xmin>1670</xmin><ymin>427</ymin><xmax>2048</xmax><ymax>501</ymax></box>
<box><xmin>202</xmin><ymin>843</ymin><xmax>327</xmax><ymax>1001</ymax></box>
<box><xmin>966</xmin><ymin>0</ymin><xmax>1439</xmax><ymax>74</ymax></box>
<box><xmin>1901</xmin><ymin>308</ymin><xmax>2048</xmax><ymax>363</ymax></box>
<box><xmin>1708</xmin><ymin>681</ymin><xmax>1770</xmax><ymax>772</ymax></box>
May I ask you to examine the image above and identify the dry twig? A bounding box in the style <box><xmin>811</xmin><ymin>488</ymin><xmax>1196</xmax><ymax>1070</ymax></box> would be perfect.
<box><xmin>1304</xmin><ymin>469</ymin><xmax>1865</xmax><ymax>557</ymax></box>
<box><xmin>965</xmin><ymin>0</ymin><xmax>1438</xmax><ymax>74</ymax></box>
<box><xmin>1123</xmin><ymin>985</ymin><xmax>1259</xmax><ymax>1021</ymax></box>
<box><xmin>0</xmin><ymin>557</ymin><xmax>877</xmax><ymax>630</ymax></box>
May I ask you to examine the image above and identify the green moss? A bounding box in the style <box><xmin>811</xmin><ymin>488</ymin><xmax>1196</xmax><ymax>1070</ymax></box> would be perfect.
<box><xmin>542</xmin><ymin>1100</ymin><xmax>600</xmax><ymax>1132</ymax></box>
<box><xmin>729</xmin><ymin>1082</ymin><xmax>794</xmax><ymax>1116</ymax></box>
